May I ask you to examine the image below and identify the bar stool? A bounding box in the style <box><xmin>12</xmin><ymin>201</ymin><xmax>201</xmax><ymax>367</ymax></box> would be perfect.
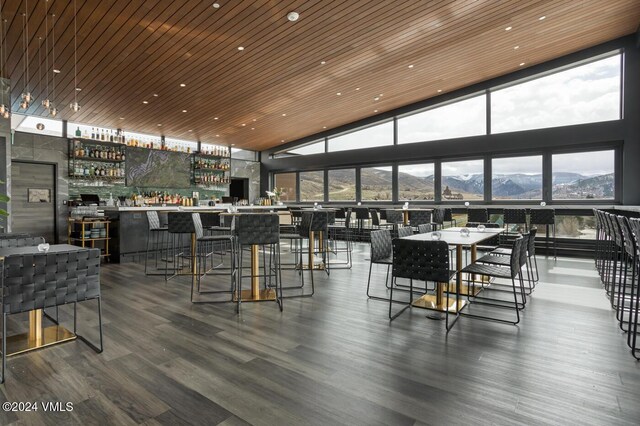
<box><xmin>530</xmin><ymin>208</ymin><xmax>556</xmax><ymax>259</ymax></box>
<box><xmin>615</xmin><ymin>215</ymin><xmax>636</xmax><ymax>330</ymax></box>
<box><xmin>328</xmin><ymin>208</ymin><xmax>353</xmax><ymax>269</ymax></box>
<box><xmin>626</xmin><ymin>217</ymin><xmax>640</xmax><ymax>359</ymax></box>
<box><xmin>236</xmin><ymin>214</ymin><xmax>283</xmax><ymax>312</ymax></box>
<box><xmin>190</xmin><ymin>213</ymin><xmax>237</xmax><ymax>304</ymax></box>
<box><xmin>502</xmin><ymin>208</ymin><xmax>527</xmax><ymax>246</ymax></box>
<box><xmin>467</xmin><ymin>208</ymin><xmax>488</xmax><ymax>225</ymax></box>
<box><xmin>166</xmin><ymin>212</ymin><xmax>195</xmax><ymax>281</ymax></box>
<box><xmin>145</xmin><ymin>211</ymin><xmax>170</xmax><ymax>276</ymax></box>
<box><xmin>352</xmin><ymin>207</ymin><xmax>370</xmax><ymax>241</ymax></box>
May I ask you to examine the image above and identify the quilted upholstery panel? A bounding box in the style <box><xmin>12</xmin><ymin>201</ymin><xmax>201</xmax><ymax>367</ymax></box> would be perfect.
<box><xmin>0</xmin><ymin>237</ymin><xmax>46</xmax><ymax>248</ymax></box>
<box><xmin>385</xmin><ymin>210</ymin><xmax>404</xmax><ymax>224</ymax></box>
<box><xmin>2</xmin><ymin>249</ymin><xmax>101</xmax><ymax>314</ymax></box>
<box><xmin>168</xmin><ymin>212</ymin><xmax>196</xmax><ymax>234</ymax></box>
<box><xmin>504</xmin><ymin>209</ymin><xmax>527</xmax><ymax>224</ymax></box>
<box><xmin>310</xmin><ymin>211</ymin><xmax>329</xmax><ymax>232</ymax></box>
<box><xmin>417</xmin><ymin>224</ymin><xmax>433</xmax><ymax>233</ymax></box>
<box><xmin>200</xmin><ymin>212</ymin><xmax>221</xmax><ymax>228</ymax></box>
<box><xmin>237</xmin><ymin>214</ymin><xmax>280</xmax><ymax>245</ymax></box>
<box><xmin>397</xmin><ymin>226</ymin><xmax>413</xmax><ymax>238</ymax></box>
<box><xmin>146</xmin><ymin>210</ymin><xmax>161</xmax><ymax>230</ymax></box>
<box><xmin>353</xmin><ymin>207</ymin><xmax>370</xmax><ymax>220</ymax></box>
<box><xmin>432</xmin><ymin>208</ymin><xmax>445</xmax><ymax>225</ymax></box>
<box><xmin>467</xmin><ymin>209</ymin><xmax>488</xmax><ymax>223</ymax></box>
<box><xmin>392</xmin><ymin>239</ymin><xmax>450</xmax><ymax>282</ymax></box>
<box><xmin>409</xmin><ymin>210</ymin><xmax>432</xmax><ymax>226</ymax></box>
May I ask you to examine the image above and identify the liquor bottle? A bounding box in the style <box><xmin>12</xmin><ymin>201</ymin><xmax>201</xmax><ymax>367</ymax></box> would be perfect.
<box><xmin>91</xmin><ymin>127</ymin><xmax>96</xmax><ymax>139</ymax></box>
<box><xmin>83</xmin><ymin>128</ymin><xmax>89</xmax><ymax>139</ymax></box>
<box><xmin>109</xmin><ymin>131</ymin><xmax>114</xmax><ymax>143</ymax></box>
<box><xmin>75</xmin><ymin>127</ymin><xmax>81</xmax><ymax>137</ymax></box>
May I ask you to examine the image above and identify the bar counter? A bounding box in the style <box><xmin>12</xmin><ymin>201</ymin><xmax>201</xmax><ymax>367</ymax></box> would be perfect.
<box><xmin>102</xmin><ymin>204</ymin><xmax>288</xmax><ymax>261</ymax></box>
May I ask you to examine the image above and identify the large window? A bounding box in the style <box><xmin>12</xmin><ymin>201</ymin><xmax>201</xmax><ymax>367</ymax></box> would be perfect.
<box><xmin>492</xmin><ymin>155</ymin><xmax>542</xmax><ymax>200</ymax></box>
<box><xmin>300</xmin><ymin>171</ymin><xmax>324</xmax><ymax>201</ymax></box>
<box><xmin>552</xmin><ymin>150</ymin><xmax>614</xmax><ymax>200</ymax></box>
<box><xmin>398</xmin><ymin>163</ymin><xmax>435</xmax><ymax>201</ymax></box>
<box><xmin>328</xmin><ymin>121</ymin><xmax>393</xmax><ymax>152</ymax></box>
<box><xmin>491</xmin><ymin>54</ymin><xmax>621</xmax><ymax>134</ymax></box>
<box><xmin>328</xmin><ymin>169</ymin><xmax>355</xmax><ymax>201</ymax></box>
<box><xmin>441</xmin><ymin>159</ymin><xmax>484</xmax><ymax>201</ymax></box>
<box><xmin>361</xmin><ymin>166</ymin><xmax>392</xmax><ymax>201</ymax></box>
<box><xmin>398</xmin><ymin>95</ymin><xmax>486</xmax><ymax>144</ymax></box>
<box><xmin>288</xmin><ymin>140</ymin><xmax>325</xmax><ymax>156</ymax></box>
<box><xmin>273</xmin><ymin>173</ymin><xmax>297</xmax><ymax>202</ymax></box>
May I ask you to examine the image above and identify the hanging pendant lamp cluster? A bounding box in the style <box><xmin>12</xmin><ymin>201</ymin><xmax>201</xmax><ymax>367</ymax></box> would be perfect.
<box><xmin>19</xmin><ymin>0</ymin><xmax>30</xmax><ymax>110</ymax></box>
<box><xmin>0</xmin><ymin>0</ymin><xmax>9</xmax><ymax>119</ymax></box>
<box><xmin>69</xmin><ymin>0</ymin><xmax>80</xmax><ymax>113</ymax></box>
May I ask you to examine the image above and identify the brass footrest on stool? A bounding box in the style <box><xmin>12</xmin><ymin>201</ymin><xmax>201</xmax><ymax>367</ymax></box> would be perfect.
<box><xmin>233</xmin><ymin>288</ymin><xmax>277</xmax><ymax>302</ymax></box>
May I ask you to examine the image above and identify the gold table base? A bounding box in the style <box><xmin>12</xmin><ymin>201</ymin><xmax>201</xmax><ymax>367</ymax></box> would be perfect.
<box><xmin>411</xmin><ymin>294</ymin><xmax>466</xmax><ymax>313</ymax></box>
<box><xmin>234</xmin><ymin>288</ymin><xmax>277</xmax><ymax>302</ymax></box>
<box><xmin>7</xmin><ymin>325</ymin><xmax>76</xmax><ymax>357</ymax></box>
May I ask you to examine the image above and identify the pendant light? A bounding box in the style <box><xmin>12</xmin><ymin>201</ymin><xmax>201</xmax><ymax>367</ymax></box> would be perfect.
<box><xmin>19</xmin><ymin>0</ymin><xmax>31</xmax><ymax>109</ymax></box>
<box><xmin>49</xmin><ymin>10</ymin><xmax>57</xmax><ymax>117</ymax></box>
<box><xmin>41</xmin><ymin>0</ymin><xmax>51</xmax><ymax>110</ymax></box>
<box><xmin>0</xmin><ymin>0</ymin><xmax>9</xmax><ymax>119</ymax></box>
<box><xmin>69</xmin><ymin>0</ymin><xmax>80</xmax><ymax>113</ymax></box>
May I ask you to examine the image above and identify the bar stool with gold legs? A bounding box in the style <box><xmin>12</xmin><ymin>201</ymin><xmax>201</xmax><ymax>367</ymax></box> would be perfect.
<box><xmin>165</xmin><ymin>212</ymin><xmax>195</xmax><ymax>281</ymax></box>
<box><xmin>236</xmin><ymin>214</ymin><xmax>283</xmax><ymax>312</ymax></box>
<box><xmin>145</xmin><ymin>210</ymin><xmax>169</xmax><ymax>276</ymax></box>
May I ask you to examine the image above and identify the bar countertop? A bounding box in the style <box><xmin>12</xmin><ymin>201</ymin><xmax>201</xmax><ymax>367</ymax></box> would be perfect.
<box><xmin>100</xmin><ymin>205</ymin><xmax>288</xmax><ymax>212</ymax></box>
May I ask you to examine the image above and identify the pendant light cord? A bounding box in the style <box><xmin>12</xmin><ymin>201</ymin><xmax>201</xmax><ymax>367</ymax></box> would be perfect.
<box><xmin>73</xmin><ymin>0</ymin><xmax>77</xmax><ymax>104</ymax></box>
<box><xmin>51</xmin><ymin>12</ymin><xmax>55</xmax><ymax>102</ymax></box>
<box><xmin>24</xmin><ymin>0</ymin><xmax>28</xmax><ymax>92</ymax></box>
<box><xmin>44</xmin><ymin>0</ymin><xmax>48</xmax><ymax>100</ymax></box>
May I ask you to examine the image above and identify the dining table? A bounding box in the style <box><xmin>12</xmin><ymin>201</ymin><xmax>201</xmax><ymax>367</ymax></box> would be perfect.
<box><xmin>402</xmin><ymin>227</ymin><xmax>504</xmax><ymax>318</ymax></box>
<box><xmin>0</xmin><ymin>244</ymin><xmax>92</xmax><ymax>356</ymax></box>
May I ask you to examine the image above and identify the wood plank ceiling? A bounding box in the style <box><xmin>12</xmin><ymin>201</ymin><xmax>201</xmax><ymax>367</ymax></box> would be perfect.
<box><xmin>2</xmin><ymin>0</ymin><xmax>639</xmax><ymax>151</ymax></box>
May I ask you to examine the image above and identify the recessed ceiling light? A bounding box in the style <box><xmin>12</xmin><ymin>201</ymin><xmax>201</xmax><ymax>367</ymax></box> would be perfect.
<box><xmin>53</xmin><ymin>69</ymin><xmax>60</xmax><ymax>73</ymax></box>
<box><xmin>238</xmin><ymin>46</ymin><xmax>245</xmax><ymax>51</ymax></box>
<box><xmin>241</xmin><ymin>123</ymin><xmax>246</xmax><ymax>126</ymax></box>
<box><xmin>514</xmin><ymin>45</ymin><xmax>519</xmax><ymax>49</ymax></box>
<box><xmin>282</xmin><ymin>113</ymin><xmax>287</xmax><ymax>116</ymax></box>
<box><xmin>180</xmin><ymin>83</ymin><xmax>186</xmax><ymax>87</ymax></box>
<box><xmin>119</xmin><ymin>117</ymin><xmax>125</xmax><ymax>120</ymax></box>
<box><xmin>75</xmin><ymin>87</ymin><xmax>81</xmax><ymax>91</ymax></box>
<box><xmin>408</xmin><ymin>64</ymin><xmax>414</xmax><ymax>68</ymax></box>
<box><xmin>252</xmin><ymin>118</ymin><xmax>256</xmax><ymax>122</ymax></box>
<box><xmin>281</xmin><ymin>139</ymin><xmax>285</xmax><ymax>142</ymax></box>
<box><xmin>153</xmin><ymin>93</ymin><xmax>158</xmax><ymax>97</ymax></box>
<box><xmin>519</xmin><ymin>62</ymin><xmax>525</xmax><ymax>66</ymax></box>
<box><xmin>437</xmin><ymin>89</ymin><xmax>442</xmax><ymax>93</ymax></box>
<box><xmin>213</xmin><ymin>3</ymin><xmax>220</xmax><ymax>8</ymax></box>
<box><xmin>231</xmin><ymin>144</ymin><xmax>235</xmax><ymax>146</ymax></box>
<box><xmin>188</xmin><ymin>129</ymin><xmax>193</xmax><ymax>132</ymax></box>
<box><xmin>251</xmin><ymin>127</ymin><xmax>255</xmax><ymax>130</ymax></box>
<box><xmin>287</xmin><ymin>11</ymin><xmax>299</xmax><ymax>22</ymax></box>
<box><xmin>157</xmin><ymin>124</ymin><xmax>162</xmax><ymax>127</ymax></box>
<box><xmin>539</xmin><ymin>16</ymin><xmax>546</xmax><ymax>20</ymax></box>
<box><xmin>182</xmin><ymin>110</ymin><xmax>187</xmax><ymax>113</ymax></box>
<box><xmin>320</xmin><ymin>61</ymin><xmax>326</xmax><ymax>65</ymax></box>
<box><xmin>143</xmin><ymin>100</ymin><xmax>149</xmax><ymax>104</ymax></box>
<box><xmin>214</xmin><ymin>117</ymin><xmax>219</xmax><ymax>120</ymax></box>
<box><xmin>216</xmin><ymin>134</ymin><xmax>220</xmax><ymax>137</ymax></box>
<box><xmin>379</xmin><ymin>93</ymin><xmax>383</xmax><ymax>97</ymax></box>
<box><xmin>337</xmin><ymin>92</ymin><xmax>341</xmax><ymax>96</ymax></box>
<box><xmin>323</xmin><ymin>126</ymin><xmax>327</xmax><ymax>129</ymax></box>
<box><xmin>374</xmin><ymin>97</ymin><xmax>379</xmax><ymax>101</ymax></box>
<box><xmin>505</xmin><ymin>26</ymin><xmax>512</xmax><ymax>31</ymax></box>
<box><xmin>374</xmin><ymin>109</ymin><xmax>378</xmax><ymax>113</ymax></box>
<box><xmin>355</xmin><ymin>87</ymin><xmax>360</xmax><ymax>91</ymax></box>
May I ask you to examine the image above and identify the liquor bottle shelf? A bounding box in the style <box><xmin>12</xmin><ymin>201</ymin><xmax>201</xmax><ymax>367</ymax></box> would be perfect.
<box><xmin>71</xmin><ymin>156</ymin><xmax>125</xmax><ymax>163</ymax></box>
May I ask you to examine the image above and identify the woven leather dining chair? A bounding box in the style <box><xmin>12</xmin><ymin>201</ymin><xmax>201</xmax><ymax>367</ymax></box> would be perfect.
<box><xmin>389</xmin><ymin>239</ymin><xmax>456</xmax><ymax>329</ymax></box>
<box><xmin>1</xmin><ymin>248</ymin><xmax>103</xmax><ymax>383</ymax></box>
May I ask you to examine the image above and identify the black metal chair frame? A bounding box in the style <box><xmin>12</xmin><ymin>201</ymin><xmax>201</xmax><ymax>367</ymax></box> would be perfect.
<box><xmin>144</xmin><ymin>210</ymin><xmax>171</xmax><ymax>276</ymax></box>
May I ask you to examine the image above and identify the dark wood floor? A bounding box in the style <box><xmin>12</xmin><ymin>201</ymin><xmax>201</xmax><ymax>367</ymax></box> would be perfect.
<box><xmin>1</xmin><ymin>243</ymin><xmax>639</xmax><ymax>425</ymax></box>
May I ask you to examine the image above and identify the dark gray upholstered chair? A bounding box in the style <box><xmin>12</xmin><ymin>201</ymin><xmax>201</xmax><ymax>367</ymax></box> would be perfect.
<box><xmin>530</xmin><ymin>208</ymin><xmax>556</xmax><ymax>259</ymax></box>
<box><xmin>409</xmin><ymin>210</ymin><xmax>432</xmax><ymax>230</ymax></box>
<box><xmin>190</xmin><ymin>213</ymin><xmax>237</xmax><ymax>304</ymax></box>
<box><xmin>236</xmin><ymin>214</ymin><xmax>283</xmax><ymax>312</ymax></box>
<box><xmin>145</xmin><ymin>210</ymin><xmax>169</xmax><ymax>276</ymax></box>
<box><xmin>367</xmin><ymin>230</ymin><xmax>393</xmax><ymax>300</ymax></box>
<box><xmin>389</xmin><ymin>239</ymin><xmax>456</xmax><ymax>328</ymax></box>
<box><xmin>328</xmin><ymin>208</ymin><xmax>353</xmax><ymax>269</ymax></box>
<box><xmin>460</xmin><ymin>237</ymin><xmax>526</xmax><ymax>325</ymax></box>
<box><xmin>467</xmin><ymin>208</ymin><xmax>489</xmax><ymax>224</ymax></box>
<box><xmin>396</xmin><ymin>226</ymin><xmax>413</xmax><ymax>238</ymax></box>
<box><xmin>1</xmin><ymin>248</ymin><xmax>103</xmax><ymax>383</ymax></box>
<box><xmin>165</xmin><ymin>212</ymin><xmax>196</xmax><ymax>280</ymax></box>
<box><xmin>384</xmin><ymin>210</ymin><xmax>404</xmax><ymax>230</ymax></box>
<box><xmin>417</xmin><ymin>224</ymin><xmax>433</xmax><ymax>234</ymax></box>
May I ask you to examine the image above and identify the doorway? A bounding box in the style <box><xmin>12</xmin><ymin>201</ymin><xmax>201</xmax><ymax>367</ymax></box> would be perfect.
<box><xmin>11</xmin><ymin>161</ymin><xmax>57</xmax><ymax>243</ymax></box>
<box><xmin>229</xmin><ymin>178</ymin><xmax>249</xmax><ymax>201</ymax></box>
